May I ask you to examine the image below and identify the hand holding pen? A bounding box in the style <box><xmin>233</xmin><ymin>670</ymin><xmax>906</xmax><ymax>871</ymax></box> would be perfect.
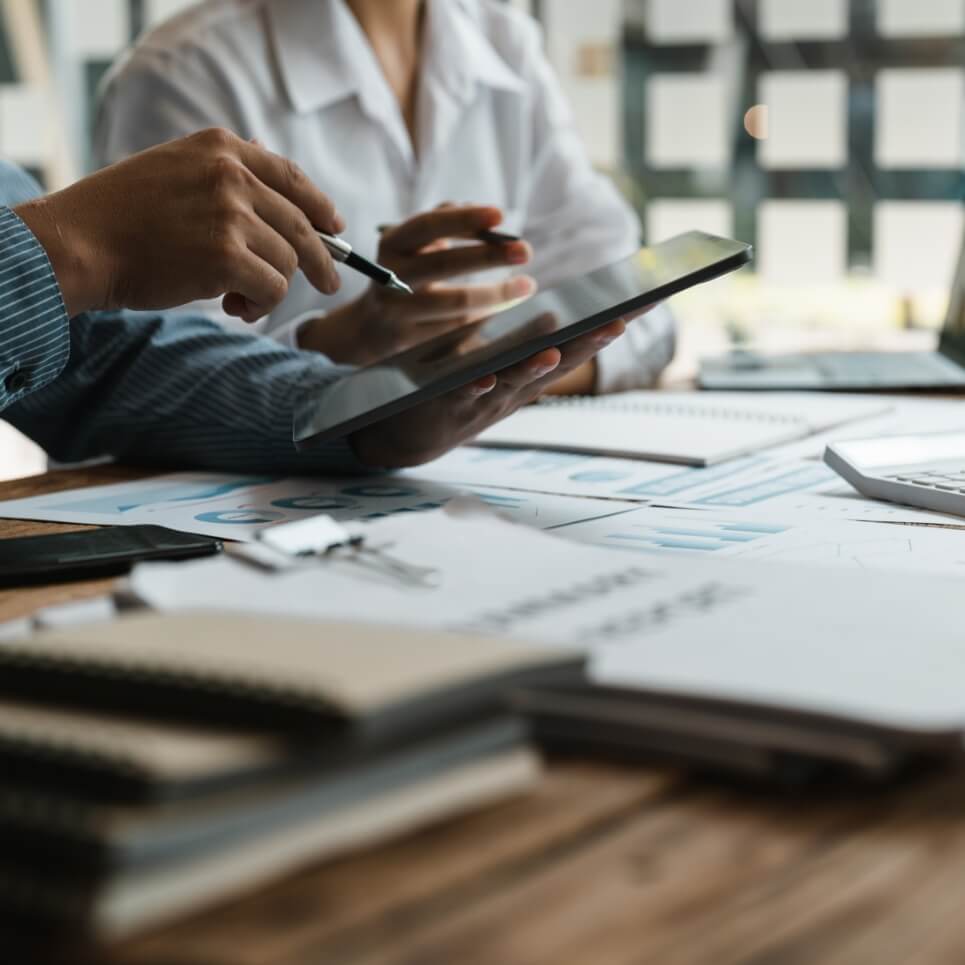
<box><xmin>298</xmin><ymin>204</ymin><xmax>537</xmax><ymax>366</ymax></box>
<box><xmin>317</xmin><ymin>231</ymin><xmax>414</xmax><ymax>295</ymax></box>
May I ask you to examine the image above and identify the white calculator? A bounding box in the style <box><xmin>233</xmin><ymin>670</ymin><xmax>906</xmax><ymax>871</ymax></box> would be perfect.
<box><xmin>825</xmin><ymin>432</ymin><xmax>965</xmax><ymax>518</ymax></box>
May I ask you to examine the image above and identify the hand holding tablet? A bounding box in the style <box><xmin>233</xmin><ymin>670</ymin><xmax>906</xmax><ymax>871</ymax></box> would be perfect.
<box><xmin>349</xmin><ymin>317</ymin><xmax>628</xmax><ymax>468</ymax></box>
<box><xmin>295</xmin><ymin>231</ymin><xmax>752</xmax><ymax>459</ymax></box>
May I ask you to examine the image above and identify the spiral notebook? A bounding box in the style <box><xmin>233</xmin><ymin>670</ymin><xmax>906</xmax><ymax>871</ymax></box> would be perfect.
<box><xmin>0</xmin><ymin>612</ymin><xmax>558</xmax><ymax>937</ymax></box>
<box><xmin>0</xmin><ymin>724</ymin><xmax>538</xmax><ymax>937</ymax></box>
<box><xmin>473</xmin><ymin>392</ymin><xmax>892</xmax><ymax>466</ymax></box>
<box><xmin>0</xmin><ymin>699</ymin><xmax>285</xmax><ymax>803</ymax></box>
<box><xmin>0</xmin><ymin>612</ymin><xmax>584</xmax><ymax>736</ymax></box>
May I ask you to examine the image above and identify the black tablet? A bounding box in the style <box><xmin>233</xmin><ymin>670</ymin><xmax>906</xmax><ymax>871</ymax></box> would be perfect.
<box><xmin>294</xmin><ymin>231</ymin><xmax>752</xmax><ymax>447</ymax></box>
<box><xmin>0</xmin><ymin>526</ymin><xmax>222</xmax><ymax>587</ymax></box>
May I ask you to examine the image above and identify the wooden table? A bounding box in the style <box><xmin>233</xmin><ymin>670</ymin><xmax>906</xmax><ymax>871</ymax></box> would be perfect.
<box><xmin>5</xmin><ymin>469</ymin><xmax>965</xmax><ymax>965</ymax></box>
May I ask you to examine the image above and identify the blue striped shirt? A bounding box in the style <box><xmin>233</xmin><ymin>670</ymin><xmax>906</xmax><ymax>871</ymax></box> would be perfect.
<box><xmin>0</xmin><ymin>161</ymin><xmax>367</xmax><ymax>474</ymax></box>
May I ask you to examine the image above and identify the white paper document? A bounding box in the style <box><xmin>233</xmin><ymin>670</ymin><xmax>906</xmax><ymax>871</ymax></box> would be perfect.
<box><xmin>638</xmin><ymin>454</ymin><xmax>957</xmax><ymax>523</ymax></box>
<box><xmin>128</xmin><ymin>507</ymin><xmax>965</xmax><ymax>734</ymax></box>
<box><xmin>405</xmin><ymin>447</ymin><xmax>947</xmax><ymax>525</ymax></box>
<box><xmin>552</xmin><ymin>504</ymin><xmax>965</xmax><ymax>573</ymax></box>
<box><xmin>0</xmin><ymin>472</ymin><xmax>636</xmax><ymax>542</ymax></box>
<box><xmin>2</xmin><ymin>396</ymin><xmax>958</xmax><ymax>544</ymax></box>
<box><xmin>4</xmin><ymin>397</ymin><xmax>964</xmax><ymax>545</ymax></box>
<box><xmin>409</xmin><ymin>396</ymin><xmax>965</xmax><ymax>525</ymax></box>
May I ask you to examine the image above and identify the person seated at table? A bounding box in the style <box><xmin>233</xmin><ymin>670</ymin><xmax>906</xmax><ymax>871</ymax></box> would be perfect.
<box><xmin>0</xmin><ymin>131</ymin><xmax>626</xmax><ymax>472</ymax></box>
<box><xmin>95</xmin><ymin>0</ymin><xmax>675</xmax><ymax>396</ymax></box>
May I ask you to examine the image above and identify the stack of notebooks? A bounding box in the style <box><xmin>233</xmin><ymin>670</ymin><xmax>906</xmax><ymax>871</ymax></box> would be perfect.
<box><xmin>0</xmin><ymin>612</ymin><xmax>582</xmax><ymax>941</ymax></box>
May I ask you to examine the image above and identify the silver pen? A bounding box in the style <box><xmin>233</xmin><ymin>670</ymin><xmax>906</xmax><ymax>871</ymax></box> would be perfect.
<box><xmin>317</xmin><ymin>232</ymin><xmax>414</xmax><ymax>295</ymax></box>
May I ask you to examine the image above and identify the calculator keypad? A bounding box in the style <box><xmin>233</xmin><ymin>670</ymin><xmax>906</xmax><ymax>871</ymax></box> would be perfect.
<box><xmin>888</xmin><ymin>470</ymin><xmax>965</xmax><ymax>493</ymax></box>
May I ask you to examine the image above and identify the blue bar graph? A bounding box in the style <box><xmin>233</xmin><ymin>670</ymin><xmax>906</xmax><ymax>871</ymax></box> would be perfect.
<box><xmin>616</xmin><ymin>457</ymin><xmax>764</xmax><ymax>498</ymax></box>
<box><xmin>693</xmin><ymin>465</ymin><xmax>835</xmax><ymax>507</ymax></box>
<box><xmin>610</xmin><ymin>534</ymin><xmax>725</xmax><ymax>552</ymax></box>
<box><xmin>598</xmin><ymin>517</ymin><xmax>790</xmax><ymax>555</ymax></box>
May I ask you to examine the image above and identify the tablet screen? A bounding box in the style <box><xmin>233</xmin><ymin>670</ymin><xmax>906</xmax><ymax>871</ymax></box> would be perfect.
<box><xmin>294</xmin><ymin>231</ymin><xmax>751</xmax><ymax>446</ymax></box>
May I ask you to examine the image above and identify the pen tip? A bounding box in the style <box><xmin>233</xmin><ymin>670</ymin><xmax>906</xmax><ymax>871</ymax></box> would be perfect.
<box><xmin>391</xmin><ymin>277</ymin><xmax>415</xmax><ymax>296</ymax></box>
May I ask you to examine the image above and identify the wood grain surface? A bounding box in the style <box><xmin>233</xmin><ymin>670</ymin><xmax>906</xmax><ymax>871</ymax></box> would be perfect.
<box><xmin>4</xmin><ymin>468</ymin><xmax>965</xmax><ymax>965</ymax></box>
<box><xmin>0</xmin><ymin>466</ymin><xmax>147</xmax><ymax>620</ymax></box>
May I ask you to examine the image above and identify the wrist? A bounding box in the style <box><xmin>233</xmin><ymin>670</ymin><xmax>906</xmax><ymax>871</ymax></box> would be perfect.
<box><xmin>298</xmin><ymin>294</ymin><xmax>379</xmax><ymax>365</ymax></box>
<box><xmin>14</xmin><ymin>196</ymin><xmax>103</xmax><ymax>318</ymax></box>
<box><xmin>297</xmin><ymin>311</ymin><xmax>350</xmax><ymax>360</ymax></box>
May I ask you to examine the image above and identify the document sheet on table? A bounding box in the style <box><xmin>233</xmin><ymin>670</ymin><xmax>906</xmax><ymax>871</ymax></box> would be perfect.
<box><xmin>128</xmin><ymin>507</ymin><xmax>965</xmax><ymax>735</ymax></box>
<box><xmin>1</xmin><ymin>395</ymin><xmax>963</xmax><ymax>547</ymax></box>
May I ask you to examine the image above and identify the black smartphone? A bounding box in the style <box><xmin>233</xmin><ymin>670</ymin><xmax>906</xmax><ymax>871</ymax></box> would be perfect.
<box><xmin>294</xmin><ymin>231</ymin><xmax>752</xmax><ymax>447</ymax></box>
<box><xmin>0</xmin><ymin>525</ymin><xmax>223</xmax><ymax>588</ymax></box>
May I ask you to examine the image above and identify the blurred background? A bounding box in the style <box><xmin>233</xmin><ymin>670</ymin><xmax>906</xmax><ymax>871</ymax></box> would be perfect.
<box><xmin>536</xmin><ymin>0</ymin><xmax>963</xmax><ymax>373</ymax></box>
<box><xmin>0</xmin><ymin>0</ymin><xmax>962</xmax><ymax>475</ymax></box>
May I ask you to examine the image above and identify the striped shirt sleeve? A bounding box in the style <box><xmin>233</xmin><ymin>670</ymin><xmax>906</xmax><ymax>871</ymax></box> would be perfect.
<box><xmin>0</xmin><ymin>160</ymin><xmax>367</xmax><ymax>475</ymax></box>
<box><xmin>0</xmin><ymin>206</ymin><xmax>70</xmax><ymax>411</ymax></box>
<box><xmin>4</xmin><ymin>310</ymin><xmax>371</xmax><ymax>475</ymax></box>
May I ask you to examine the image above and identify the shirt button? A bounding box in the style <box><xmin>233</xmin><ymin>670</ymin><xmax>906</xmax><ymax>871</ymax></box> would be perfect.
<box><xmin>5</xmin><ymin>370</ymin><xmax>27</xmax><ymax>394</ymax></box>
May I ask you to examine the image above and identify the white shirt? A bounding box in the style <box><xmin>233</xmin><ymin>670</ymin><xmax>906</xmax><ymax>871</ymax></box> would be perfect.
<box><xmin>96</xmin><ymin>0</ymin><xmax>675</xmax><ymax>392</ymax></box>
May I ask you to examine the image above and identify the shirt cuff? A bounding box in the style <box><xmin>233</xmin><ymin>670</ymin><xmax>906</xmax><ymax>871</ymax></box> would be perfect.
<box><xmin>0</xmin><ymin>206</ymin><xmax>70</xmax><ymax>411</ymax></box>
<box><xmin>594</xmin><ymin>303</ymin><xmax>677</xmax><ymax>394</ymax></box>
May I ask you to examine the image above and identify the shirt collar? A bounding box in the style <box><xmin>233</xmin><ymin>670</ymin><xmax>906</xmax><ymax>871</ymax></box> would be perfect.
<box><xmin>268</xmin><ymin>0</ymin><xmax>525</xmax><ymax>117</ymax></box>
<box><xmin>268</xmin><ymin>0</ymin><xmax>371</xmax><ymax>115</ymax></box>
<box><xmin>424</xmin><ymin>0</ymin><xmax>526</xmax><ymax>102</ymax></box>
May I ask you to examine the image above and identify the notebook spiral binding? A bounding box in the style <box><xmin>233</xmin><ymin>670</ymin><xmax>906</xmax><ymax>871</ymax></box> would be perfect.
<box><xmin>0</xmin><ymin>647</ymin><xmax>338</xmax><ymax>730</ymax></box>
<box><xmin>534</xmin><ymin>395</ymin><xmax>804</xmax><ymax>425</ymax></box>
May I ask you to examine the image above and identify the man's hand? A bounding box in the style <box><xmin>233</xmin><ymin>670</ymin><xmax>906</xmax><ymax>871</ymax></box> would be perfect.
<box><xmin>299</xmin><ymin>204</ymin><xmax>537</xmax><ymax>365</ymax></box>
<box><xmin>350</xmin><ymin>319</ymin><xmax>627</xmax><ymax>468</ymax></box>
<box><xmin>15</xmin><ymin>128</ymin><xmax>344</xmax><ymax>321</ymax></box>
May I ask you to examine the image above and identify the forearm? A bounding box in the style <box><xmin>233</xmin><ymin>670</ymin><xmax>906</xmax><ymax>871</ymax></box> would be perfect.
<box><xmin>4</xmin><ymin>311</ymin><xmax>372</xmax><ymax>475</ymax></box>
